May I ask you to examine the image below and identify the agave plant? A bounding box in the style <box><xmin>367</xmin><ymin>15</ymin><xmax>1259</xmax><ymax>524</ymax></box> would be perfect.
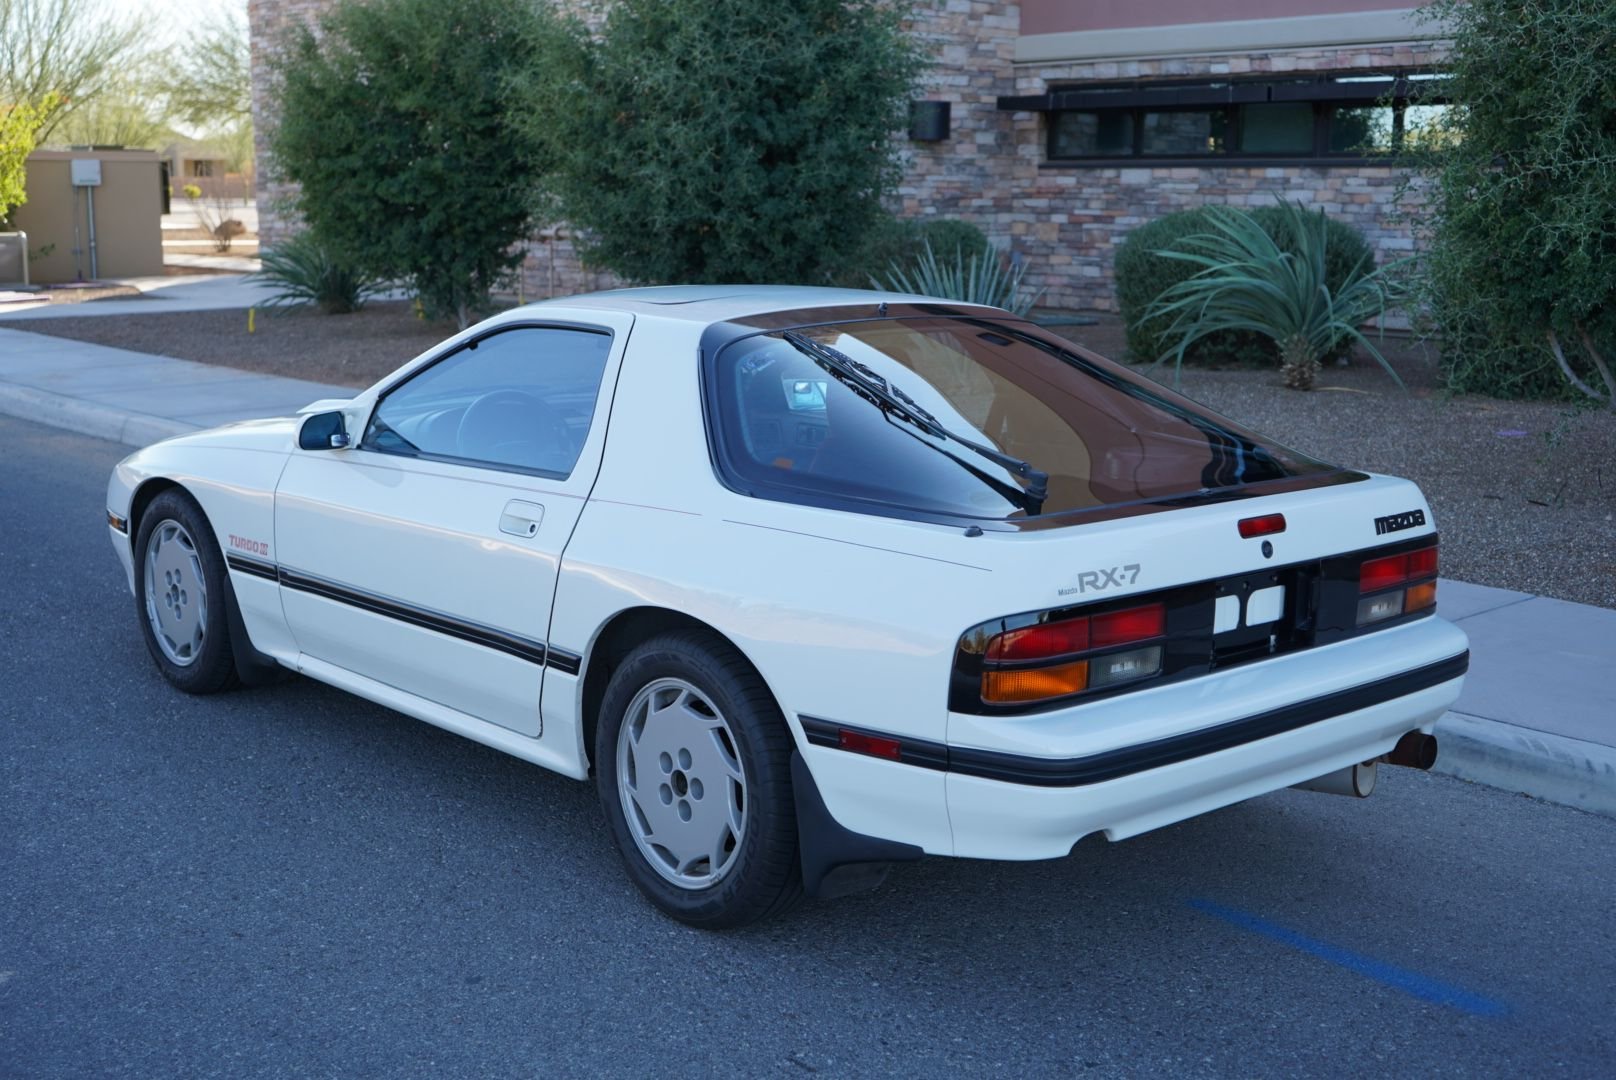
<box><xmin>874</xmin><ymin>239</ymin><xmax>1042</xmax><ymax>316</ymax></box>
<box><xmin>251</xmin><ymin>231</ymin><xmax>388</xmax><ymax>315</ymax></box>
<box><xmin>1141</xmin><ymin>201</ymin><xmax>1408</xmax><ymax>390</ymax></box>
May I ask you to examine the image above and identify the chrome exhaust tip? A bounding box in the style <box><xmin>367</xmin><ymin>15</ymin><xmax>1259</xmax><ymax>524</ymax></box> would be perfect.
<box><xmin>1292</xmin><ymin>760</ymin><xmax>1377</xmax><ymax>798</ymax></box>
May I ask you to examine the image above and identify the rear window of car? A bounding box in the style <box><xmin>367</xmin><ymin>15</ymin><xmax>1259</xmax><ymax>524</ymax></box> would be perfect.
<box><xmin>706</xmin><ymin>314</ymin><xmax>1341</xmax><ymax>523</ymax></box>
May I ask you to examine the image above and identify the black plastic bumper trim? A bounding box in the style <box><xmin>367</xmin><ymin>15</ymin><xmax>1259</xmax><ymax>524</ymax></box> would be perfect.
<box><xmin>802</xmin><ymin>650</ymin><xmax>1468</xmax><ymax>789</ymax></box>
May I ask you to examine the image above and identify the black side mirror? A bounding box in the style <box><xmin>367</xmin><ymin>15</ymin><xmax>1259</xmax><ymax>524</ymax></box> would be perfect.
<box><xmin>299</xmin><ymin>411</ymin><xmax>350</xmax><ymax>451</ymax></box>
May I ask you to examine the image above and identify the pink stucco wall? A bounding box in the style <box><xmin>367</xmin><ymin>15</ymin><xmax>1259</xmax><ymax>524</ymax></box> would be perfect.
<box><xmin>1021</xmin><ymin>1</ymin><xmax>1418</xmax><ymax>35</ymax></box>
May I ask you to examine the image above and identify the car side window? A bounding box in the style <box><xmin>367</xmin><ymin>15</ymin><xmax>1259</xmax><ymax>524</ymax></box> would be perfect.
<box><xmin>361</xmin><ymin>325</ymin><xmax>612</xmax><ymax>477</ymax></box>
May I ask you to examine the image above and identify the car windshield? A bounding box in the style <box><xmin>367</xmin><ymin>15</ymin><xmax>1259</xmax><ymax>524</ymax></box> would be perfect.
<box><xmin>709</xmin><ymin>314</ymin><xmax>1339</xmax><ymax>522</ymax></box>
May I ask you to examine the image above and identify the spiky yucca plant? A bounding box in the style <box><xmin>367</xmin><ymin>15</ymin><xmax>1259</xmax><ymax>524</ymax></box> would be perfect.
<box><xmin>251</xmin><ymin>232</ymin><xmax>387</xmax><ymax>315</ymax></box>
<box><xmin>874</xmin><ymin>239</ymin><xmax>1042</xmax><ymax>317</ymax></box>
<box><xmin>1142</xmin><ymin>201</ymin><xmax>1406</xmax><ymax>390</ymax></box>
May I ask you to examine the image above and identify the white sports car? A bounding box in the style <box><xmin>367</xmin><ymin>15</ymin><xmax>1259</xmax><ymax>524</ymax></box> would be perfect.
<box><xmin>107</xmin><ymin>287</ymin><xmax>1467</xmax><ymax>926</ymax></box>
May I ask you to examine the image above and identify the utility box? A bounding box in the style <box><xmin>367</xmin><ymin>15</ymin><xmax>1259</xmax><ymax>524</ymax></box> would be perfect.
<box><xmin>12</xmin><ymin>150</ymin><xmax>162</xmax><ymax>283</ymax></box>
<box><xmin>70</xmin><ymin>158</ymin><xmax>103</xmax><ymax>187</ymax></box>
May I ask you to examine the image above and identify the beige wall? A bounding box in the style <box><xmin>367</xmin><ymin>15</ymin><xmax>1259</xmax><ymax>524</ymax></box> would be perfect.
<box><xmin>11</xmin><ymin>150</ymin><xmax>164</xmax><ymax>283</ymax></box>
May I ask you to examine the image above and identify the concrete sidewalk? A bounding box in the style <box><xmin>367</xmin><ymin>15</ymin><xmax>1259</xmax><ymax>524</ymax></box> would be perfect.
<box><xmin>1</xmin><ymin>323</ymin><xmax>1611</xmax><ymax>818</ymax></box>
<box><xmin>0</xmin><ymin>273</ymin><xmax>280</xmax><ymax>320</ymax></box>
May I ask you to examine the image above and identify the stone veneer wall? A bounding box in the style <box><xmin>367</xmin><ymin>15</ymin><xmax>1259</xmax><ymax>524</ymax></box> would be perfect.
<box><xmin>903</xmin><ymin>30</ymin><xmax>1449</xmax><ymax>311</ymax></box>
<box><xmin>247</xmin><ymin>0</ymin><xmax>1443</xmax><ymax>310</ymax></box>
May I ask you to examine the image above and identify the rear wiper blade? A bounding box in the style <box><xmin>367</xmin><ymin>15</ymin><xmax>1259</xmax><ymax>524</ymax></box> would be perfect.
<box><xmin>781</xmin><ymin>331</ymin><xmax>1049</xmax><ymax>510</ymax></box>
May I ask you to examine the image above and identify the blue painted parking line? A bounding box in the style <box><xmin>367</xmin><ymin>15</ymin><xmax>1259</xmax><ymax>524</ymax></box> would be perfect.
<box><xmin>1189</xmin><ymin>898</ymin><xmax>1510</xmax><ymax>1018</ymax></box>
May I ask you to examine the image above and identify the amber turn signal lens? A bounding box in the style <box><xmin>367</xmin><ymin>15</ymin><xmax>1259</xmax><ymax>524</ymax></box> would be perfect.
<box><xmin>981</xmin><ymin>659</ymin><xmax>1089</xmax><ymax>704</ymax></box>
<box><xmin>1405</xmin><ymin>580</ymin><xmax>1437</xmax><ymax>613</ymax></box>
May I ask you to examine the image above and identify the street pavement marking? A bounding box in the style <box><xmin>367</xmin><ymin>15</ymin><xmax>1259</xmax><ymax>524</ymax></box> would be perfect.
<box><xmin>1189</xmin><ymin>898</ymin><xmax>1510</xmax><ymax>1018</ymax></box>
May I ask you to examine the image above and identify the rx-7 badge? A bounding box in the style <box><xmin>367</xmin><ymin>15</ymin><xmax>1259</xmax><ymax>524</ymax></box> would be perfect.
<box><xmin>1058</xmin><ymin>564</ymin><xmax>1141</xmax><ymax>597</ymax></box>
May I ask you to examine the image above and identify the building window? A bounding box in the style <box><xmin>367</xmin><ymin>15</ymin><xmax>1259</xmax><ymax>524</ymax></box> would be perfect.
<box><xmin>1003</xmin><ymin>73</ymin><xmax>1451</xmax><ymax>165</ymax></box>
<box><xmin>187</xmin><ymin>160</ymin><xmax>215</xmax><ymax>178</ymax></box>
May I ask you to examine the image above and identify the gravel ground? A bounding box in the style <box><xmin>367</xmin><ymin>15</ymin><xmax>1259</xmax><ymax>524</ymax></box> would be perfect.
<box><xmin>20</xmin><ymin>303</ymin><xmax>1616</xmax><ymax>608</ymax></box>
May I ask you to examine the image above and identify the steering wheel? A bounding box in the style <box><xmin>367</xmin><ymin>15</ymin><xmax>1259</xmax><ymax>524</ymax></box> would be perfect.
<box><xmin>455</xmin><ymin>389</ymin><xmax>573</xmax><ymax>472</ymax></box>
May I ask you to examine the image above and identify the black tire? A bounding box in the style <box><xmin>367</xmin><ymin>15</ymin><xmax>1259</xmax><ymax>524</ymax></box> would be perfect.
<box><xmin>595</xmin><ymin>630</ymin><xmax>803</xmax><ymax>928</ymax></box>
<box><xmin>132</xmin><ymin>489</ymin><xmax>241</xmax><ymax>694</ymax></box>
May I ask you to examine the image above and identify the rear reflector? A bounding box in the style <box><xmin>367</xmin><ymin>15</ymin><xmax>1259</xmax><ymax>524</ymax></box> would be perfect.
<box><xmin>1238</xmin><ymin>513</ymin><xmax>1287</xmax><ymax>539</ymax></box>
<box><xmin>982</xmin><ymin>659</ymin><xmax>1089</xmax><ymax>704</ymax></box>
<box><xmin>837</xmin><ymin>729</ymin><xmax>902</xmax><ymax>761</ymax></box>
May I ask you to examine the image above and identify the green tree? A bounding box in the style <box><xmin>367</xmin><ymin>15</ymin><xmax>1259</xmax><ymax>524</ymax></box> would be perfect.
<box><xmin>1</xmin><ymin>94</ymin><xmax>55</xmax><ymax>225</ymax></box>
<box><xmin>515</xmin><ymin>0</ymin><xmax>925</xmax><ymax>285</ymax></box>
<box><xmin>0</xmin><ymin>0</ymin><xmax>145</xmax><ymax>139</ymax></box>
<box><xmin>168</xmin><ymin>9</ymin><xmax>251</xmax><ymax>130</ymax></box>
<box><xmin>268</xmin><ymin>0</ymin><xmax>565</xmax><ymax>327</ymax></box>
<box><xmin>1414</xmin><ymin>0</ymin><xmax>1616</xmax><ymax>406</ymax></box>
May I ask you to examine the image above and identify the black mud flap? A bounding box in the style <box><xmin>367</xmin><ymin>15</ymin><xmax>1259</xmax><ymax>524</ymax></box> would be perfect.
<box><xmin>222</xmin><ymin>573</ymin><xmax>285</xmax><ymax>687</ymax></box>
<box><xmin>791</xmin><ymin>750</ymin><xmax>923</xmax><ymax>900</ymax></box>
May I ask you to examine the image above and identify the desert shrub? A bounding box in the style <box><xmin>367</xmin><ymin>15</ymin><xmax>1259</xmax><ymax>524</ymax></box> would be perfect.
<box><xmin>833</xmin><ymin>216</ymin><xmax>990</xmax><ymax>288</ymax></box>
<box><xmin>1413</xmin><ymin>0</ymin><xmax>1616</xmax><ymax>405</ymax></box>
<box><xmin>873</xmin><ymin>239</ymin><xmax>1041</xmax><ymax>316</ymax></box>
<box><xmin>515</xmin><ymin>0</ymin><xmax>924</xmax><ymax>285</ymax></box>
<box><xmin>181</xmin><ymin>183</ymin><xmax>202</xmax><ymax>199</ymax></box>
<box><xmin>269</xmin><ymin>0</ymin><xmax>569</xmax><ymax>328</ymax></box>
<box><xmin>1143</xmin><ymin>202</ymin><xmax>1406</xmax><ymax>391</ymax></box>
<box><xmin>1117</xmin><ymin>204</ymin><xmax>1375</xmax><ymax>366</ymax></box>
<box><xmin>251</xmin><ymin>230</ymin><xmax>386</xmax><ymax>314</ymax></box>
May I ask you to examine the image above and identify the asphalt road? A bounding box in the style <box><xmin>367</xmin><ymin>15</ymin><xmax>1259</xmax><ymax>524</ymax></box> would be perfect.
<box><xmin>3</xmin><ymin>413</ymin><xmax>1614</xmax><ymax>1079</ymax></box>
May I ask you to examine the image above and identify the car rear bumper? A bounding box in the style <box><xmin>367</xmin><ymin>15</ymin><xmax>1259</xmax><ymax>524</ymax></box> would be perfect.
<box><xmin>800</xmin><ymin>615</ymin><xmax>1469</xmax><ymax>860</ymax></box>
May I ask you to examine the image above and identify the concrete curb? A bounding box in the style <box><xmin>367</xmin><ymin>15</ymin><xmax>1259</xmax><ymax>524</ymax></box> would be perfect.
<box><xmin>0</xmin><ymin>382</ymin><xmax>197</xmax><ymax>448</ymax></box>
<box><xmin>1434</xmin><ymin>711</ymin><xmax>1616</xmax><ymax>818</ymax></box>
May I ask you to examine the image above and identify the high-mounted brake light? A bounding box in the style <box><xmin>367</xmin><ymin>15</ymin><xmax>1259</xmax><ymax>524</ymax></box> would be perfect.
<box><xmin>981</xmin><ymin>602</ymin><xmax>1166</xmax><ymax>704</ymax></box>
<box><xmin>1238</xmin><ymin>513</ymin><xmax>1287</xmax><ymax>539</ymax></box>
<box><xmin>1357</xmin><ymin>543</ymin><xmax>1438</xmax><ymax>626</ymax></box>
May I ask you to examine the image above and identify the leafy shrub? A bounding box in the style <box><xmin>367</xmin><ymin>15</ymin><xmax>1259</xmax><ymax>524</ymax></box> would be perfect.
<box><xmin>515</xmin><ymin>0</ymin><xmax>924</xmax><ymax>285</ymax></box>
<box><xmin>874</xmin><ymin>239</ymin><xmax>1042</xmax><ymax>317</ymax></box>
<box><xmin>251</xmin><ymin>230</ymin><xmax>386</xmax><ymax>314</ymax></box>
<box><xmin>1117</xmin><ymin>204</ymin><xmax>1375</xmax><ymax>366</ymax></box>
<box><xmin>1414</xmin><ymin>0</ymin><xmax>1616</xmax><ymax>406</ymax></box>
<box><xmin>269</xmin><ymin>0</ymin><xmax>567</xmax><ymax>327</ymax></box>
<box><xmin>834</xmin><ymin>216</ymin><xmax>990</xmax><ymax>288</ymax></box>
<box><xmin>1143</xmin><ymin>202</ymin><xmax>1405</xmax><ymax>391</ymax></box>
<box><xmin>181</xmin><ymin>183</ymin><xmax>202</xmax><ymax>199</ymax></box>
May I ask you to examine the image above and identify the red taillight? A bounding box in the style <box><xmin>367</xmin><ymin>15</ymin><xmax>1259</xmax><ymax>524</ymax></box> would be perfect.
<box><xmin>987</xmin><ymin>616</ymin><xmax>1089</xmax><ymax>661</ymax></box>
<box><xmin>1091</xmin><ymin>603</ymin><xmax>1166</xmax><ymax>648</ymax></box>
<box><xmin>1360</xmin><ymin>552</ymin><xmax>1409</xmax><ymax>593</ymax></box>
<box><xmin>1357</xmin><ymin>543</ymin><xmax>1439</xmax><ymax>626</ymax></box>
<box><xmin>1359</xmin><ymin>545</ymin><xmax>1439</xmax><ymax>594</ymax></box>
<box><xmin>838</xmin><ymin>729</ymin><xmax>902</xmax><ymax>761</ymax></box>
<box><xmin>1238</xmin><ymin>513</ymin><xmax>1287</xmax><ymax>539</ymax></box>
<box><xmin>981</xmin><ymin>602</ymin><xmax>1167</xmax><ymax>704</ymax></box>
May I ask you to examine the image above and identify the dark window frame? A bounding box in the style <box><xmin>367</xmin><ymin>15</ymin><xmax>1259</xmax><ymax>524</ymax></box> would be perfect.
<box><xmin>1013</xmin><ymin>72</ymin><xmax>1448</xmax><ymax>167</ymax></box>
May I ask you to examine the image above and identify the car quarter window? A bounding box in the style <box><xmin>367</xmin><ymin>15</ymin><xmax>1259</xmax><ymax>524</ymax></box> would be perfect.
<box><xmin>361</xmin><ymin>325</ymin><xmax>612</xmax><ymax>477</ymax></box>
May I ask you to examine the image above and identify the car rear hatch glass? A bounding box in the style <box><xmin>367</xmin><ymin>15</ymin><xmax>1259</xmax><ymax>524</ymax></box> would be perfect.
<box><xmin>705</xmin><ymin>310</ymin><xmax>1358</xmax><ymax>528</ymax></box>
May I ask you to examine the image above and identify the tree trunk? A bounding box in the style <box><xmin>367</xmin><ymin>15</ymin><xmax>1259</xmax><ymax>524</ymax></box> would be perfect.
<box><xmin>1279</xmin><ymin>335</ymin><xmax>1321</xmax><ymax>391</ymax></box>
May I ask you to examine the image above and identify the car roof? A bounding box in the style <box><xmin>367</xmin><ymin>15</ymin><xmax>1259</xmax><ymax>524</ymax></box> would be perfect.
<box><xmin>506</xmin><ymin>285</ymin><xmax>1002</xmax><ymax>325</ymax></box>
